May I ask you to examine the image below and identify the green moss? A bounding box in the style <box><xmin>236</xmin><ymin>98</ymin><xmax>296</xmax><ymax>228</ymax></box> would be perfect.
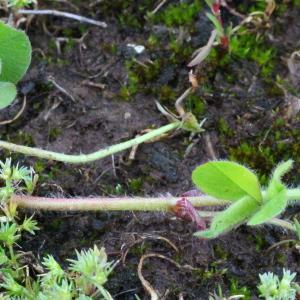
<box><xmin>119</xmin><ymin>59</ymin><xmax>163</xmax><ymax>100</ymax></box>
<box><xmin>118</xmin><ymin>64</ymin><xmax>140</xmax><ymax>101</ymax></box>
<box><xmin>118</xmin><ymin>14</ymin><xmax>141</xmax><ymax>28</ymax></box>
<box><xmin>101</xmin><ymin>43</ymin><xmax>118</xmax><ymax>55</ymax></box>
<box><xmin>275</xmin><ymin>252</ymin><xmax>287</xmax><ymax>266</ymax></box>
<box><xmin>9</xmin><ymin>131</ymin><xmax>34</xmax><ymax>146</ymax></box>
<box><xmin>229</xmin><ymin>279</ymin><xmax>251</xmax><ymax>299</ymax></box>
<box><xmin>213</xmin><ymin>244</ymin><xmax>228</xmax><ymax>260</ymax></box>
<box><xmin>119</xmin><ymin>85</ymin><xmax>134</xmax><ymax>101</ymax></box>
<box><xmin>62</xmin><ymin>28</ymin><xmax>73</xmax><ymax>37</ymax></box>
<box><xmin>264</xmin><ymin>81</ymin><xmax>284</xmax><ymax>97</ymax></box>
<box><xmin>48</xmin><ymin>218</ymin><xmax>63</xmax><ymax>231</ymax></box>
<box><xmin>33</xmin><ymin>160</ymin><xmax>46</xmax><ymax>174</ymax></box>
<box><xmin>237</xmin><ymin>1</ymin><xmax>266</xmax><ymax>14</ymax></box>
<box><xmin>229</xmin><ymin>34</ymin><xmax>275</xmax><ymax>76</ymax></box>
<box><xmin>187</xmin><ymin>94</ymin><xmax>206</xmax><ymax>118</ymax></box>
<box><xmin>64</xmin><ymin>39</ymin><xmax>77</xmax><ymax>52</ymax></box>
<box><xmin>201</xmin><ymin>265</ymin><xmax>227</xmax><ymax>281</ymax></box>
<box><xmin>218</xmin><ymin>118</ymin><xmax>233</xmax><ymax>138</ymax></box>
<box><xmin>276</xmin><ymin>3</ymin><xmax>288</xmax><ymax>15</ymax></box>
<box><xmin>158</xmin><ymin>85</ymin><xmax>177</xmax><ymax>103</ymax></box>
<box><xmin>129</xmin><ymin>59</ymin><xmax>161</xmax><ymax>83</ymax></box>
<box><xmin>146</xmin><ymin>34</ymin><xmax>160</xmax><ymax>49</ymax></box>
<box><xmin>151</xmin><ymin>0</ymin><xmax>201</xmax><ymax>27</ymax></box>
<box><xmin>130</xmin><ymin>243</ymin><xmax>147</xmax><ymax>256</ymax></box>
<box><xmin>100</xmin><ymin>0</ymin><xmax>153</xmax><ymax>29</ymax></box>
<box><xmin>102</xmin><ymin>183</ymin><xmax>125</xmax><ymax>196</ymax></box>
<box><xmin>48</xmin><ymin>128</ymin><xmax>62</xmax><ymax>142</ymax></box>
<box><xmin>78</xmin><ymin>25</ymin><xmax>88</xmax><ymax>35</ymax></box>
<box><xmin>294</xmin><ymin>0</ymin><xmax>300</xmax><ymax>6</ymax></box>
<box><xmin>128</xmin><ymin>178</ymin><xmax>143</xmax><ymax>193</ymax></box>
<box><xmin>253</xmin><ymin>234</ymin><xmax>267</xmax><ymax>251</ymax></box>
<box><xmin>228</xmin><ymin>118</ymin><xmax>300</xmax><ymax>185</ymax></box>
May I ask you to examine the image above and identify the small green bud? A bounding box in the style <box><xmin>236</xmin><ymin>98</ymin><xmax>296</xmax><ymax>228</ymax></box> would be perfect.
<box><xmin>181</xmin><ymin>112</ymin><xmax>204</xmax><ymax>133</ymax></box>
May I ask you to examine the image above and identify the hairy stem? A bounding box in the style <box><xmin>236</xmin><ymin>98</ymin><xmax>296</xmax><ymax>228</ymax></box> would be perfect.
<box><xmin>0</xmin><ymin>123</ymin><xmax>179</xmax><ymax>164</ymax></box>
<box><xmin>11</xmin><ymin>195</ymin><xmax>297</xmax><ymax>234</ymax></box>
<box><xmin>11</xmin><ymin>194</ymin><xmax>229</xmax><ymax>211</ymax></box>
<box><xmin>267</xmin><ymin>218</ymin><xmax>295</xmax><ymax>232</ymax></box>
<box><xmin>287</xmin><ymin>189</ymin><xmax>300</xmax><ymax>201</ymax></box>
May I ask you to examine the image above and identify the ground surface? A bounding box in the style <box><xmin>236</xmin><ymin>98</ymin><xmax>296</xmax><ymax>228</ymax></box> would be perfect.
<box><xmin>1</xmin><ymin>0</ymin><xmax>300</xmax><ymax>299</ymax></box>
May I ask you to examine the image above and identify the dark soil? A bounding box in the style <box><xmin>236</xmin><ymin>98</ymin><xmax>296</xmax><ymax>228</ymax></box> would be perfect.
<box><xmin>2</xmin><ymin>0</ymin><xmax>300</xmax><ymax>299</ymax></box>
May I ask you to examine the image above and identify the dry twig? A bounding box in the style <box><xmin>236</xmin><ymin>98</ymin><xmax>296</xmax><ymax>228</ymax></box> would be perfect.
<box><xmin>47</xmin><ymin>76</ymin><xmax>76</xmax><ymax>102</ymax></box>
<box><xmin>150</xmin><ymin>0</ymin><xmax>168</xmax><ymax>15</ymax></box>
<box><xmin>138</xmin><ymin>253</ymin><xmax>196</xmax><ymax>300</ymax></box>
<box><xmin>18</xmin><ymin>9</ymin><xmax>107</xmax><ymax>28</ymax></box>
<box><xmin>0</xmin><ymin>96</ymin><xmax>27</xmax><ymax>125</ymax></box>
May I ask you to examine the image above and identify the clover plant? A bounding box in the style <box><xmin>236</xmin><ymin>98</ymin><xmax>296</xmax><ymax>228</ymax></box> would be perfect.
<box><xmin>1</xmin><ymin>158</ymin><xmax>298</xmax><ymax>244</ymax></box>
<box><xmin>192</xmin><ymin>160</ymin><xmax>299</xmax><ymax>238</ymax></box>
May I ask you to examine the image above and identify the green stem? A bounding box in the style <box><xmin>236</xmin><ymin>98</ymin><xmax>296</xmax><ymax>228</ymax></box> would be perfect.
<box><xmin>8</xmin><ymin>244</ymin><xmax>17</xmax><ymax>266</ymax></box>
<box><xmin>287</xmin><ymin>189</ymin><xmax>300</xmax><ymax>201</ymax></box>
<box><xmin>10</xmin><ymin>195</ymin><xmax>298</xmax><ymax>234</ymax></box>
<box><xmin>11</xmin><ymin>194</ymin><xmax>229</xmax><ymax>211</ymax></box>
<box><xmin>0</xmin><ymin>122</ymin><xmax>179</xmax><ymax>164</ymax></box>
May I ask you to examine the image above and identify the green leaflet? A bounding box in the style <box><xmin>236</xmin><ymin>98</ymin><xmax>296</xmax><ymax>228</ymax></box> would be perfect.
<box><xmin>192</xmin><ymin>161</ymin><xmax>262</xmax><ymax>202</ymax></box>
<box><xmin>294</xmin><ymin>218</ymin><xmax>300</xmax><ymax>240</ymax></box>
<box><xmin>247</xmin><ymin>161</ymin><xmax>292</xmax><ymax>226</ymax></box>
<box><xmin>204</xmin><ymin>0</ymin><xmax>214</xmax><ymax>7</ymax></box>
<box><xmin>0</xmin><ymin>22</ymin><xmax>31</xmax><ymax>84</ymax></box>
<box><xmin>206</xmin><ymin>13</ymin><xmax>223</xmax><ymax>36</ymax></box>
<box><xmin>0</xmin><ymin>81</ymin><xmax>17</xmax><ymax>109</ymax></box>
<box><xmin>248</xmin><ymin>189</ymin><xmax>287</xmax><ymax>226</ymax></box>
<box><xmin>265</xmin><ymin>160</ymin><xmax>293</xmax><ymax>200</ymax></box>
<box><xmin>195</xmin><ymin>196</ymin><xmax>259</xmax><ymax>238</ymax></box>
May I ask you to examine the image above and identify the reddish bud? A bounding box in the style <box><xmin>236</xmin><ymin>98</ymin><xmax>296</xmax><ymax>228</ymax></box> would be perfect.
<box><xmin>220</xmin><ymin>36</ymin><xmax>229</xmax><ymax>49</ymax></box>
<box><xmin>212</xmin><ymin>3</ymin><xmax>220</xmax><ymax>14</ymax></box>
<box><xmin>172</xmin><ymin>197</ymin><xmax>206</xmax><ymax>230</ymax></box>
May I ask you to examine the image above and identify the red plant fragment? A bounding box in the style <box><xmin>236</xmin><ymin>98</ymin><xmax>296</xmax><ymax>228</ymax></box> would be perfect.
<box><xmin>220</xmin><ymin>36</ymin><xmax>229</xmax><ymax>49</ymax></box>
<box><xmin>172</xmin><ymin>197</ymin><xmax>206</xmax><ymax>230</ymax></box>
<box><xmin>212</xmin><ymin>2</ymin><xmax>220</xmax><ymax>14</ymax></box>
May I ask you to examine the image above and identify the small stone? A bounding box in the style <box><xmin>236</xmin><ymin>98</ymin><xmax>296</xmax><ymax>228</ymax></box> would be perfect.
<box><xmin>126</xmin><ymin>43</ymin><xmax>145</xmax><ymax>54</ymax></box>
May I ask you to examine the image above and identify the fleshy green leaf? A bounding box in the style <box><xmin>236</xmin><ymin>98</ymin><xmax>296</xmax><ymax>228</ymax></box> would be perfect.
<box><xmin>192</xmin><ymin>161</ymin><xmax>262</xmax><ymax>202</ymax></box>
<box><xmin>0</xmin><ymin>22</ymin><xmax>31</xmax><ymax>84</ymax></box>
<box><xmin>204</xmin><ymin>0</ymin><xmax>214</xmax><ymax>7</ymax></box>
<box><xmin>248</xmin><ymin>189</ymin><xmax>287</xmax><ymax>226</ymax></box>
<box><xmin>206</xmin><ymin>13</ymin><xmax>223</xmax><ymax>36</ymax></box>
<box><xmin>195</xmin><ymin>196</ymin><xmax>259</xmax><ymax>238</ymax></box>
<box><xmin>0</xmin><ymin>81</ymin><xmax>17</xmax><ymax>109</ymax></box>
